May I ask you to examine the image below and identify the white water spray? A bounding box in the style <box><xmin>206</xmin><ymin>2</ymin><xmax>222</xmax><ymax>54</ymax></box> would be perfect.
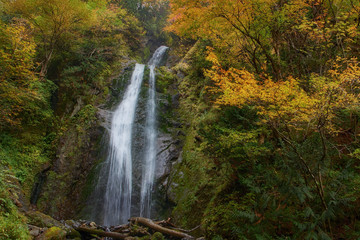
<box><xmin>103</xmin><ymin>64</ymin><xmax>145</xmax><ymax>226</ymax></box>
<box><xmin>140</xmin><ymin>46</ymin><xmax>168</xmax><ymax>217</ymax></box>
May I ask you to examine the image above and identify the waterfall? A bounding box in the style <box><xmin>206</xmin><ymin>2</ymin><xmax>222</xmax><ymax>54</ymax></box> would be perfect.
<box><xmin>103</xmin><ymin>64</ymin><xmax>145</xmax><ymax>226</ymax></box>
<box><xmin>140</xmin><ymin>46</ymin><xmax>169</xmax><ymax>218</ymax></box>
<box><xmin>92</xmin><ymin>46</ymin><xmax>168</xmax><ymax>226</ymax></box>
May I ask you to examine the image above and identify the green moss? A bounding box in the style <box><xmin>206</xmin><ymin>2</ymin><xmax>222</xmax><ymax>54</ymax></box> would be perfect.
<box><xmin>44</xmin><ymin>227</ymin><xmax>66</xmax><ymax>240</ymax></box>
<box><xmin>151</xmin><ymin>232</ymin><xmax>165</xmax><ymax>240</ymax></box>
<box><xmin>72</xmin><ymin>104</ymin><xmax>97</xmax><ymax>129</ymax></box>
<box><xmin>26</xmin><ymin>211</ymin><xmax>62</xmax><ymax>228</ymax></box>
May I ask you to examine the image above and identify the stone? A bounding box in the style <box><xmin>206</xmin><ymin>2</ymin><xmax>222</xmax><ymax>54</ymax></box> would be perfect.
<box><xmin>36</xmin><ymin>226</ymin><xmax>66</xmax><ymax>240</ymax></box>
<box><xmin>156</xmin><ymin>134</ymin><xmax>181</xmax><ymax>180</ymax></box>
<box><xmin>64</xmin><ymin>219</ymin><xmax>79</xmax><ymax>228</ymax></box>
<box><xmin>26</xmin><ymin>211</ymin><xmax>62</xmax><ymax>228</ymax></box>
<box><xmin>97</xmin><ymin>108</ymin><xmax>112</xmax><ymax>130</ymax></box>
<box><xmin>66</xmin><ymin>228</ymin><xmax>82</xmax><ymax>239</ymax></box>
<box><xmin>28</xmin><ymin>225</ymin><xmax>42</xmax><ymax>237</ymax></box>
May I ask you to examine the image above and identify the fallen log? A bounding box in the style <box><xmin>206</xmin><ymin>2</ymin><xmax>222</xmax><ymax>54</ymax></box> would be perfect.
<box><xmin>130</xmin><ymin>217</ymin><xmax>195</xmax><ymax>239</ymax></box>
<box><xmin>76</xmin><ymin>226</ymin><xmax>128</xmax><ymax>239</ymax></box>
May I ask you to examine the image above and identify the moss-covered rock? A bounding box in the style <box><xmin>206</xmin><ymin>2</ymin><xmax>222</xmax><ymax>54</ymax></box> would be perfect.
<box><xmin>65</xmin><ymin>228</ymin><xmax>82</xmax><ymax>239</ymax></box>
<box><xmin>26</xmin><ymin>211</ymin><xmax>62</xmax><ymax>228</ymax></box>
<box><xmin>39</xmin><ymin>227</ymin><xmax>66</xmax><ymax>240</ymax></box>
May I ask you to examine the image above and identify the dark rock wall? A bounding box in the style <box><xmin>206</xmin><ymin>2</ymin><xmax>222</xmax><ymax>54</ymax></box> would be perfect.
<box><xmin>35</xmin><ymin>62</ymin><xmax>136</xmax><ymax>220</ymax></box>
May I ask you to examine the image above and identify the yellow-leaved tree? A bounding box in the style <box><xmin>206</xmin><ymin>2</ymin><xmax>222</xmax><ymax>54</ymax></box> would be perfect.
<box><xmin>4</xmin><ymin>0</ymin><xmax>93</xmax><ymax>76</ymax></box>
<box><xmin>0</xmin><ymin>19</ymin><xmax>40</xmax><ymax>129</ymax></box>
<box><xmin>206</xmin><ymin>49</ymin><xmax>360</xmax><ymax>223</ymax></box>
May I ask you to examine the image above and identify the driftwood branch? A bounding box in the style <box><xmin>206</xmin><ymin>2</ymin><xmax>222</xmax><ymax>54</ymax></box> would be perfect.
<box><xmin>130</xmin><ymin>217</ymin><xmax>195</xmax><ymax>239</ymax></box>
<box><xmin>76</xmin><ymin>226</ymin><xmax>128</xmax><ymax>239</ymax></box>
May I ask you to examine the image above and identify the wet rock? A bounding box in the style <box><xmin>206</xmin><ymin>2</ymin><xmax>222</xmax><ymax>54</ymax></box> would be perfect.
<box><xmin>156</xmin><ymin>134</ymin><xmax>181</xmax><ymax>181</ymax></box>
<box><xmin>97</xmin><ymin>108</ymin><xmax>112</xmax><ymax>130</ymax></box>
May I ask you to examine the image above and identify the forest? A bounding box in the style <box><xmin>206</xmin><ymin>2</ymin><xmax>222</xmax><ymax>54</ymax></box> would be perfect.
<box><xmin>1</xmin><ymin>0</ymin><xmax>360</xmax><ymax>239</ymax></box>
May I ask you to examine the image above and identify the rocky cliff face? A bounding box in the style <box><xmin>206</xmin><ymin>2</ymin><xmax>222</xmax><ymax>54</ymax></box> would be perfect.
<box><xmin>32</xmin><ymin>46</ymin><xmax>192</xmax><ymax>226</ymax></box>
<box><xmin>34</xmin><ymin>61</ymin><xmax>137</xmax><ymax>220</ymax></box>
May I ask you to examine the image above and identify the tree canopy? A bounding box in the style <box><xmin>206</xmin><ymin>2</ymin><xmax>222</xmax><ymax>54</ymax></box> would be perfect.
<box><xmin>165</xmin><ymin>0</ymin><xmax>360</xmax><ymax>238</ymax></box>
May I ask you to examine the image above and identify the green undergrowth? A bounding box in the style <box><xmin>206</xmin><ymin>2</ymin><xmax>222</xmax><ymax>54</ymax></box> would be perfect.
<box><xmin>0</xmin><ymin>169</ymin><xmax>30</xmax><ymax>239</ymax></box>
<box><xmin>156</xmin><ymin>66</ymin><xmax>176</xmax><ymax>95</ymax></box>
<box><xmin>0</xmin><ymin>132</ymin><xmax>53</xmax><ymax>195</ymax></box>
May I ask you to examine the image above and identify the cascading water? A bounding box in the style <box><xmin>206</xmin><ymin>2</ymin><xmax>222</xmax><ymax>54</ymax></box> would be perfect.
<box><xmin>103</xmin><ymin>64</ymin><xmax>145</xmax><ymax>226</ymax></box>
<box><xmin>91</xmin><ymin>46</ymin><xmax>168</xmax><ymax>226</ymax></box>
<box><xmin>140</xmin><ymin>46</ymin><xmax>169</xmax><ymax>218</ymax></box>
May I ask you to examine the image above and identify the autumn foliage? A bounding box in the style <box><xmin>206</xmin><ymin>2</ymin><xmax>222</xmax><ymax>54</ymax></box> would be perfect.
<box><xmin>206</xmin><ymin>49</ymin><xmax>359</xmax><ymax>136</ymax></box>
<box><xmin>166</xmin><ymin>0</ymin><xmax>360</xmax><ymax>238</ymax></box>
<box><xmin>0</xmin><ymin>20</ymin><xmax>40</xmax><ymax>128</ymax></box>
